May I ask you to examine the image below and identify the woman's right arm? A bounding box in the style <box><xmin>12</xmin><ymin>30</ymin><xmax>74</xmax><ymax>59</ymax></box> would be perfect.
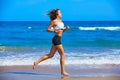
<box><xmin>46</xmin><ymin>21</ymin><xmax>56</xmax><ymax>32</ymax></box>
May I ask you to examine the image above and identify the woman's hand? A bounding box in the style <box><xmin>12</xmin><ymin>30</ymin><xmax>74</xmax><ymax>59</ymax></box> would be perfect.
<box><xmin>62</xmin><ymin>26</ymin><xmax>70</xmax><ymax>32</ymax></box>
<box><xmin>66</xmin><ymin>26</ymin><xmax>70</xmax><ymax>30</ymax></box>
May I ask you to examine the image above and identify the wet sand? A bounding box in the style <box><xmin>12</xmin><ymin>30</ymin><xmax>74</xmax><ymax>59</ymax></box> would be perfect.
<box><xmin>0</xmin><ymin>65</ymin><xmax>120</xmax><ymax>80</ymax></box>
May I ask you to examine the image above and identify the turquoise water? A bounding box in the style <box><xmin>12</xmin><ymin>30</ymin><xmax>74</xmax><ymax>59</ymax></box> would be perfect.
<box><xmin>0</xmin><ymin>21</ymin><xmax>120</xmax><ymax>65</ymax></box>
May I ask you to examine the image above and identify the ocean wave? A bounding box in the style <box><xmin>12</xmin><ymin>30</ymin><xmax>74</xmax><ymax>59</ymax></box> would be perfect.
<box><xmin>0</xmin><ymin>46</ymin><xmax>9</xmax><ymax>52</ymax></box>
<box><xmin>0</xmin><ymin>49</ymin><xmax>120</xmax><ymax>66</ymax></box>
<box><xmin>0</xmin><ymin>56</ymin><xmax>120</xmax><ymax>66</ymax></box>
<box><xmin>78</xmin><ymin>26</ymin><xmax>120</xmax><ymax>31</ymax></box>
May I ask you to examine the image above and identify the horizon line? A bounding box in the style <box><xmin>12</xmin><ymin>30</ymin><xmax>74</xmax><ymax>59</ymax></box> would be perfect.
<box><xmin>0</xmin><ymin>20</ymin><xmax>120</xmax><ymax>22</ymax></box>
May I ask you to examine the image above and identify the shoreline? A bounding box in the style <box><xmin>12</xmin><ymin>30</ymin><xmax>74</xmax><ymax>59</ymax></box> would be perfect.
<box><xmin>0</xmin><ymin>65</ymin><xmax>120</xmax><ymax>80</ymax></box>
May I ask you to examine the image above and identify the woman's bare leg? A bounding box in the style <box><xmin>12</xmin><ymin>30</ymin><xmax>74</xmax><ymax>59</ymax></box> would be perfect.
<box><xmin>56</xmin><ymin>45</ymin><xmax>69</xmax><ymax>76</ymax></box>
<box><xmin>33</xmin><ymin>45</ymin><xmax>57</xmax><ymax>70</ymax></box>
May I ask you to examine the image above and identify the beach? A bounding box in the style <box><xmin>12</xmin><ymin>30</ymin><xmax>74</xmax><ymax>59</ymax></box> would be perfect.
<box><xmin>0</xmin><ymin>65</ymin><xmax>120</xmax><ymax>80</ymax></box>
<box><xmin>0</xmin><ymin>21</ymin><xmax>120</xmax><ymax>80</ymax></box>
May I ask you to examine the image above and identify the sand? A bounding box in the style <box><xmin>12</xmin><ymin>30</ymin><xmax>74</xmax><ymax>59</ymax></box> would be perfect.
<box><xmin>0</xmin><ymin>65</ymin><xmax>120</xmax><ymax>80</ymax></box>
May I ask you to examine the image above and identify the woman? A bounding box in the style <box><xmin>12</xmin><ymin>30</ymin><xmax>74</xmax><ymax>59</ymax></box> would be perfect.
<box><xmin>33</xmin><ymin>9</ymin><xmax>69</xmax><ymax>76</ymax></box>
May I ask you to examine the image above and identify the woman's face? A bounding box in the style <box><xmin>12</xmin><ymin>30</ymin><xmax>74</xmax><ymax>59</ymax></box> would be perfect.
<box><xmin>57</xmin><ymin>10</ymin><xmax>62</xmax><ymax>18</ymax></box>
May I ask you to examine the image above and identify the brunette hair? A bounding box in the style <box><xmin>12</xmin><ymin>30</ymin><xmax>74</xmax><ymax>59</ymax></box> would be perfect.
<box><xmin>47</xmin><ymin>9</ymin><xmax>60</xmax><ymax>20</ymax></box>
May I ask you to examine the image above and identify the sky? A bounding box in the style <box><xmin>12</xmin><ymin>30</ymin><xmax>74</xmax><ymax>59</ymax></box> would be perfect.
<box><xmin>1</xmin><ymin>0</ymin><xmax>120</xmax><ymax>21</ymax></box>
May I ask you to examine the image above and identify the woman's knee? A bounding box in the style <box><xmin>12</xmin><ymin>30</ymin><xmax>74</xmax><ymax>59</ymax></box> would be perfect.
<box><xmin>47</xmin><ymin>54</ymin><xmax>54</xmax><ymax>58</ymax></box>
<box><xmin>60</xmin><ymin>54</ymin><xmax>65</xmax><ymax>59</ymax></box>
<box><xmin>60</xmin><ymin>55</ymin><xmax>65</xmax><ymax>62</ymax></box>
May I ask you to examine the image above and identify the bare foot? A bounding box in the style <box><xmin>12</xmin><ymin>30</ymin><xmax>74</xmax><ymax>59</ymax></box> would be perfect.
<box><xmin>33</xmin><ymin>62</ymin><xmax>37</xmax><ymax>70</ymax></box>
<box><xmin>61</xmin><ymin>72</ymin><xmax>69</xmax><ymax>76</ymax></box>
<box><xmin>61</xmin><ymin>76</ymin><xmax>69</xmax><ymax>79</ymax></box>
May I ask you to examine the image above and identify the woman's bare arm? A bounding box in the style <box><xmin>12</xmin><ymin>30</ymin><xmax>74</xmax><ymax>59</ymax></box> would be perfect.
<box><xmin>46</xmin><ymin>21</ymin><xmax>56</xmax><ymax>32</ymax></box>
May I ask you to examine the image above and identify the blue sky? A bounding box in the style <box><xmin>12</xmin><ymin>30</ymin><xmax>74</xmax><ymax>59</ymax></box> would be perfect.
<box><xmin>1</xmin><ymin>0</ymin><xmax>120</xmax><ymax>21</ymax></box>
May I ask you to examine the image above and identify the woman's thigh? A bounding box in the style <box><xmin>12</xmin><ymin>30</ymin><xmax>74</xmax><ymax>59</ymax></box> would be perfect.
<box><xmin>55</xmin><ymin>45</ymin><xmax>65</xmax><ymax>55</ymax></box>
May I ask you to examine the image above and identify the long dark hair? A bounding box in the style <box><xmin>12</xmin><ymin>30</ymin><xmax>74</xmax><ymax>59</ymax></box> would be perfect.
<box><xmin>47</xmin><ymin>9</ymin><xmax>60</xmax><ymax>20</ymax></box>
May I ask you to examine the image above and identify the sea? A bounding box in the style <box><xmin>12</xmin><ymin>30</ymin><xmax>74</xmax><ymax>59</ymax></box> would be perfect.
<box><xmin>0</xmin><ymin>21</ymin><xmax>120</xmax><ymax>66</ymax></box>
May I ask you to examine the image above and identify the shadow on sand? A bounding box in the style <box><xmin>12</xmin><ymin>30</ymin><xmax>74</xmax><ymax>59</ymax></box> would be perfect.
<box><xmin>7</xmin><ymin>71</ymin><xmax>53</xmax><ymax>76</ymax></box>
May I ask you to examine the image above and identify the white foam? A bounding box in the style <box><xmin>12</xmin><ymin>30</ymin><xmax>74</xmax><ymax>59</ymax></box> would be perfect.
<box><xmin>28</xmin><ymin>26</ymin><xmax>32</xmax><ymax>29</ymax></box>
<box><xmin>0</xmin><ymin>57</ymin><xmax>60</xmax><ymax>66</ymax></box>
<box><xmin>78</xmin><ymin>26</ymin><xmax>120</xmax><ymax>31</ymax></box>
<box><xmin>0</xmin><ymin>55</ymin><xmax>120</xmax><ymax>66</ymax></box>
<box><xmin>0</xmin><ymin>49</ymin><xmax>120</xmax><ymax>66</ymax></box>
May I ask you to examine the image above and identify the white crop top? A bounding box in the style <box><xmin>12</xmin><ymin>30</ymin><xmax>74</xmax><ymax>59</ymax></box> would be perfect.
<box><xmin>53</xmin><ymin>22</ymin><xmax>65</xmax><ymax>30</ymax></box>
